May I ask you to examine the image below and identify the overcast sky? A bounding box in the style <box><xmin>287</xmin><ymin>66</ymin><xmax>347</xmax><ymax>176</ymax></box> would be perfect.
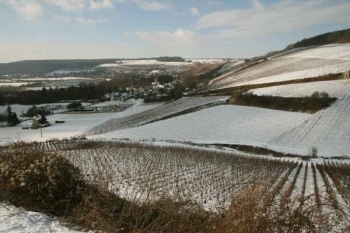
<box><xmin>0</xmin><ymin>0</ymin><xmax>349</xmax><ymax>63</ymax></box>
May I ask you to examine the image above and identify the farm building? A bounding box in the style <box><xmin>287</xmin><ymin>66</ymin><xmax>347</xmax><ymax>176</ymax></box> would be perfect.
<box><xmin>152</xmin><ymin>77</ymin><xmax>160</xmax><ymax>89</ymax></box>
<box><xmin>31</xmin><ymin>115</ymin><xmax>39</xmax><ymax>129</ymax></box>
<box><xmin>344</xmin><ymin>70</ymin><xmax>350</xmax><ymax>79</ymax></box>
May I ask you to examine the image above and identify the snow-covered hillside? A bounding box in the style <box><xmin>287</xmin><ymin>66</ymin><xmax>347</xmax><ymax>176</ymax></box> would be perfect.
<box><xmin>270</xmin><ymin>92</ymin><xmax>350</xmax><ymax>157</ymax></box>
<box><xmin>250</xmin><ymin>80</ymin><xmax>350</xmax><ymax>99</ymax></box>
<box><xmin>90</xmin><ymin>92</ymin><xmax>350</xmax><ymax>158</ymax></box>
<box><xmin>98</xmin><ymin>60</ymin><xmax>192</xmax><ymax>67</ymax></box>
<box><xmin>0</xmin><ymin>100</ymin><xmax>163</xmax><ymax>144</ymax></box>
<box><xmin>208</xmin><ymin>44</ymin><xmax>350</xmax><ymax>91</ymax></box>
<box><xmin>84</xmin><ymin>96</ymin><xmax>229</xmax><ymax>136</ymax></box>
<box><xmin>98</xmin><ymin>59</ymin><xmax>225</xmax><ymax>68</ymax></box>
<box><xmin>90</xmin><ymin>105</ymin><xmax>311</xmax><ymax>147</ymax></box>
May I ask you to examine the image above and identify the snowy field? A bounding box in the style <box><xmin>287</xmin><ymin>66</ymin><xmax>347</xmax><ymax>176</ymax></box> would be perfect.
<box><xmin>0</xmin><ymin>203</ymin><xmax>79</xmax><ymax>233</ymax></box>
<box><xmin>44</xmin><ymin>140</ymin><xmax>350</xmax><ymax>228</ymax></box>
<box><xmin>0</xmin><ymin>102</ymin><xmax>91</xmax><ymax>118</ymax></box>
<box><xmin>1</xmin><ymin>77</ymin><xmax>93</xmax><ymax>82</ymax></box>
<box><xmin>188</xmin><ymin>58</ymin><xmax>226</xmax><ymax>64</ymax></box>
<box><xmin>89</xmin><ymin>100</ymin><xmax>136</xmax><ymax>108</ymax></box>
<box><xmin>250</xmin><ymin>80</ymin><xmax>350</xmax><ymax>99</ymax></box>
<box><xmin>98</xmin><ymin>59</ymin><xmax>225</xmax><ymax>68</ymax></box>
<box><xmin>89</xmin><ymin>105</ymin><xmax>311</xmax><ymax>147</ymax></box>
<box><xmin>62</xmin><ymin>141</ymin><xmax>295</xmax><ymax>211</ymax></box>
<box><xmin>270</xmin><ymin>92</ymin><xmax>350</xmax><ymax>157</ymax></box>
<box><xmin>0</xmin><ymin>100</ymin><xmax>163</xmax><ymax>144</ymax></box>
<box><xmin>0</xmin><ymin>82</ymin><xmax>29</xmax><ymax>86</ymax></box>
<box><xmin>84</xmin><ymin>96</ymin><xmax>229</xmax><ymax>136</ymax></box>
<box><xmin>98</xmin><ymin>59</ymin><xmax>193</xmax><ymax>68</ymax></box>
<box><xmin>90</xmin><ymin>93</ymin><xmax>350</xmax><ymax>158</ymax></box>
<box><xmin>215</xmin><ymin>60</ymin><xmax>245</xmax><ymax>75</ymax></box>
<box><xmin>208</xmin><ymin>44</ymin><xmax>350</xmax><ymax>91</ymax></box>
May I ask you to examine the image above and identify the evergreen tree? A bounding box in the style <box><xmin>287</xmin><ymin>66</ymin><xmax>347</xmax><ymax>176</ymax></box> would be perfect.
<box><xmin>10</xmin><ymin>112</ymin><xmax>19</xmax><ymax>126</ymax></box>
<box><xmin>39</xmin><ymin>114</ymin><xmax>48</xmax><ymax>124</ymax></box>
<box><xmin>6</xmin><ymin>106</ymin><xmax>12</xmax><ymax>125</ymax></box>
<box><xmin>6</xmin><ymin>106</ymin><xmax>19</xmax><ymax>126</ymax></box>
<box><xmin>0</xmin><ymin>93</ymin><xmax>4</xmax><ymax>105</ymax></box>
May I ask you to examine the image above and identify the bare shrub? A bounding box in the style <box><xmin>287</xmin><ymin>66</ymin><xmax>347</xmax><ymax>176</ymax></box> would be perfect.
<box><xmin>0</xmin><ymin>142</ymin><xmax>84</xmax><ymax>216</ymax></box>
<box><xmin>0</xmin><ymin>142</ymin><xmax>220</xmax><ymax>232</ymax></box>
<box><xmin>1</xmin><ymin>141</ymin><xmax>349</xmax><ymax>232</ymax></box>
<box><xmin>310</xmin><ymin>146</ymin><xmax>318</xmax><ymax>158</ymax></box>
<box><xmin>221</xmin><ymin>186</ymin><xmax>331</xmax><ymax>233</ymax></box>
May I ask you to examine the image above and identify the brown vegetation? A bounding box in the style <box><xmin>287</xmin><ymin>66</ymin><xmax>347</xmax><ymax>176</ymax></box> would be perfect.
<box><xmin>0</xmin><ymin>143</ymin><xmax>219</xmax><ymax>232</ymax></box>
<box><xmin>1</xmin><ymin>141</ymin><xmax>349</xmax><ymax>232</ymax></box>
<box><xmin>286</xmin><ymin>28</ymin><xmax>350</xmax><ymax>49</ymax></box>
<box><xmin>229</xmin><ymin>92</ymin><xmax>336</xmax><ymax>113</ymax></box>
<box><xmin>181</xmin><ymin>63</ymin><xmax>225</xmax><ymax>89</ymax></box>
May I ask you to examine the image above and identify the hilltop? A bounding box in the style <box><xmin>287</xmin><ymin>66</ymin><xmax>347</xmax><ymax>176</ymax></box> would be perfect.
<box><xmin>0</xmin><ymin>57</ymin><xmax>186</xmax><ymax>75</ymax></box>
<box><xmin>286</xmin><ymin>28</ymin><xmax>350</xmax><ymax>49</ymax></box>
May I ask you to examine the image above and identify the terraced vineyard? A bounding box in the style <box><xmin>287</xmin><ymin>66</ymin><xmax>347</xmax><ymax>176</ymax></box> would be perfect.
<box><xmin>250</xmin><ymin>79</ymin><xmax>350</xmax><ymax>99</ymax></box>
<box><xmin>205</xmin><ymin>44</ymin><xmax>350</xmax><ymax>91</ymax></box>
<box><xmin>90</xmin><ymin>104</ymin><xmax>311</xmax><ymax>148</ymax></box>
<box><xmin>83</xmin><ymin>96</ymin><xmax>229</xmax><ymax>136</ymax></box>
<box><xmin>271</xmin><ymin>92</ymin><xmax>350</xmax><ymax>157</ymax></box>
<box><xmin>34</xmin><ymin>140</ymin><xmax>350</xmax><ymax>230</ymax></box>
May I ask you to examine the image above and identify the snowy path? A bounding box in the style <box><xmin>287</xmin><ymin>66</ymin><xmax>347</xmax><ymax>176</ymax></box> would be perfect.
<box><xmin>0</xmin><ymin>203</ymin><xmax>78</xmax><ymax>233</ymax></box>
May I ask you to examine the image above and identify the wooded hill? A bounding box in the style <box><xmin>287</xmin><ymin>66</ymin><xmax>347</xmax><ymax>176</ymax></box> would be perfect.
<box><xmin>286</xmin><ymin>28</ymin><xmax>350</xmax><ymax>49</ymax></box>
<box><xmin>0</xmin><ymin>57</ymin><xmax>185</xmax><ymax>75</ymax></box>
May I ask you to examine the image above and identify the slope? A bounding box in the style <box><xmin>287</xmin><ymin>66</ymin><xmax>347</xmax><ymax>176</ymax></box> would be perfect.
<box><xmin>250</xmin><ymin>80</ymin><xmax>350</xmax><ymax>99</ymax></box>
<box><xmin>207</xmin><ymin>44</ymin><xmax>350</xmax><ymax>91</ymax></box>
<box><xmin>90</xmin><ymin>105</ymin><xmax>311</xmax><ymax>147</ymax></box>
<box><xmin>84</xmin><ymin>96</ymin><xmax>229</xmax><ymax>136</ymax></box>
<box><xmin>286</xmin><ymin>28</ymin><xmax>350</xmax><ymax>49</ymax></box>
<box><xmin>270</xmin><ymin>92</ymin><xmax>350</xmax><ymax>157</ymax></box>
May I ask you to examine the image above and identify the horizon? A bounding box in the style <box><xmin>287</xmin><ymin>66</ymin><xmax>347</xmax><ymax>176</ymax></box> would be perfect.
<box><xmin>0</xmin><ymin>56</ymin><xmax>231</xmax><ymax>65</ymax></box>
<box><xmin>0</xmin><ymin>0</ymin><xmax>350</xmax><ymax>63</ymax></box>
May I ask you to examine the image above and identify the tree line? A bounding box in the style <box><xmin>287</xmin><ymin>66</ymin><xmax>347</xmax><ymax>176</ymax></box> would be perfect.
<box><xmin>0</xmin><ymin>85</ymin><xmax>104</xmax><ymax>105</ymax></box>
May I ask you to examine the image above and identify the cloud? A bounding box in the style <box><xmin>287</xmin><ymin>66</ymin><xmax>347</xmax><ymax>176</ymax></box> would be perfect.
<box><xmin>54</xmin><ymin>14</ymin><xmax>108</xmax><ymax>24</ymax></box>
<box><xmin>52</xmin><ymin>14</ymin><xmax>71</xmax><ymax>22</ymax></box>
<box><xmin>8</xmin><ymin>0</ymin><xmax>43</xmax><ymax>21</ymax></box>
<box><xmin>135</xmin><ymin>29</ymin><xmax>199</xmax><ymax>45</ymax></box>
<box><xmin>90</xmin><ymin>0</ymin><xmax>114</xmax><ymax>10</ymax></box>
<box><xmin>115</xmin><ymin>0</ymin><xmax>169</xmax><ymax>11</ymax></box>
<box><xmin>206</xmin><ymin>0</ymin><xmax>221</xmax><ymax>5</ymax></box>
<box><xmin>251</xmin><ymin>0</ymin><xmax>263</xmax><ymax>10</ymax></box>
<box><xmin>45</xmin><ymin>0</ymin><xmax>87</xmax><ymax>11</ymax></box>
<box><xmin>76</xmin><ymin>17</ymin><xmax>107</xmax><ymax>24</ymax></box>
<box><xmin>189</xmin><ymin>7</ymin><xmax>199</xmax><ymax>16</ymax></box>
<box><xmin>0</xmin><ymin>41</ymin><xmax>139</xmax><ymax>63</ymax></box>
<box><xmin>196</xmin><ymin>0</ymin><xmax>350</xmax><ymax>38</ymax></box>
<box><xmin>134</xmin><ymin>29</ymin><xmax>225</xmax><ymax>58</ymax></box>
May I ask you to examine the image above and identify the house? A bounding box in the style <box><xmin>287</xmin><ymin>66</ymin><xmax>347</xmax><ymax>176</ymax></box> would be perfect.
<box><xmin>344</xmin><ymin>70</ymin><xmax>350</xmax><ymax>79</ymax></box>
<box><xmin>43</xmin><ymin>105</ymin><xmax>52</xmax><ymax>112</ymax></box>
<box><xmin>152</xmin><ymin>77</ymin><xmax>160</xmax><ymax>89</ymax></box>
<box><xmin>31</xmin><ymin>115</ymin><xmax>39</xmax><ymax>129</ymax></box>
<box><xmin>111</xmin><ymin>92</ymin><xmax>120</xmax><ymax>101</ymax></box>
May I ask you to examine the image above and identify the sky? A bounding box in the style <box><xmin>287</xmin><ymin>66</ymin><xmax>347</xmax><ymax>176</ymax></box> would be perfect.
<box><xmin>0</xmin><ymin>0</ymin><xmax>349</xmax><ymax>63</ymax></box>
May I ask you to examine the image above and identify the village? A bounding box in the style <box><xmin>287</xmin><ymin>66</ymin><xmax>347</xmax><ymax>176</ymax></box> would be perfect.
<box><xmin>0</xmin><ymin>76</ymin><xmax>179</xmax><ymax>131</ymax></box>
<box><xmin>1</xmin><ymin>3</ymin><xmax>350</xmax><ymax>229</ymax></box>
